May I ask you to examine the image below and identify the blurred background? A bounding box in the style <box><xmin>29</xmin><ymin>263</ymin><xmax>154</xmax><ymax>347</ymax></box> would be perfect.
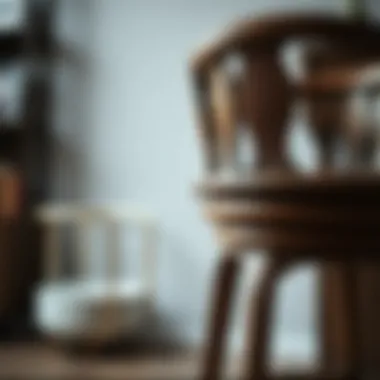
<box><xmin>0</xmin><ymin>0</ymin><xmax>379</xmax><ymax>379</ymax></box>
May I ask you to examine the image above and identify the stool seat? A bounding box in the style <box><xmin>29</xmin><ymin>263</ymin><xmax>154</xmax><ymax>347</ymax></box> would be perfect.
<box><xmin>198</xmin><ymin>172</ymin><xmax>380</xmax><ymax>255</ymax></box>
<box><xmin>198</xmin><ymin>171</ymin><xmax>380</xmax><ymax>197</ymax></box>
<box><xmin>202</xmin><ymin>199</ymin><xmax>380</xmax><ymax>225</ymax></box>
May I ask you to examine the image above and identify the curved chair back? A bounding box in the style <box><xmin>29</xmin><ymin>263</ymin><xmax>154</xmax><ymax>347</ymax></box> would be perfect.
<box><xmin>191</xmin><ymin>14</ymin><xmax>380</xmax><ymax>174</ymax></box>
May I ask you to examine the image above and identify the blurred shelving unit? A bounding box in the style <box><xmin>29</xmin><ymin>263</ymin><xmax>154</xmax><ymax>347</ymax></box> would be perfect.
<box><xmin>0</xmin><ymin>0</ymin><xmax>56</xmax><ymax>338</ymax></box>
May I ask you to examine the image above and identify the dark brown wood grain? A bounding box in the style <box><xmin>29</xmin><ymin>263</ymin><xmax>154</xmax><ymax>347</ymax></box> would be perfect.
<box><xmin>200</xmin><ymin>253</ymin><xmax>240</xmax><ymax>380</ymax></box>
<box><xmin>244</xmin><ymin>257</ymin><xmax>290</xmax><ymax>380</ymax></box>
<box><xmin>303</xmin><ymin>44</ymin><xmax>380</xmax><ymax>380</ymax></box>
<box><xmin>191</xmin><ymin>13</ymin><xmax>380</xmax><ymax>380</ymax></box>
<box><xmin>191</xmin><ymin>14</ymin><xmax>380</xmax><ymax>75</ymax></box>
<box><xmin>244</xmin><ymin>47</ymin><xmax>291</xmax><ymax>168</ymax></box>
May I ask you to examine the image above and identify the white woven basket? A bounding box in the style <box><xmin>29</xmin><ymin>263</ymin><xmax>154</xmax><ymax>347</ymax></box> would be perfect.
<box><xmin>33</xmin><ymin>202</ymin><xmax>158</xmax><ymax>345</ymax></box>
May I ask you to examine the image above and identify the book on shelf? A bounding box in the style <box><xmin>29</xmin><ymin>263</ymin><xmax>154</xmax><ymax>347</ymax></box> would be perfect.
<box><xmin>0</xmin><ymin>164</ymin><xmax>21</xmax><ymax>219</ymax></box>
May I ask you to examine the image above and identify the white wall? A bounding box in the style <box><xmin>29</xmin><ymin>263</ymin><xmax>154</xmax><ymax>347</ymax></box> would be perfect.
<box><xmin>367</xmin><ymin>0</ymin><xmax>380</xmax><ymax>20</ymax></box>
<box><xmin>53</xmin><ymin>0</ymin><xmax>350</xmax><ymax>361</ymax></box>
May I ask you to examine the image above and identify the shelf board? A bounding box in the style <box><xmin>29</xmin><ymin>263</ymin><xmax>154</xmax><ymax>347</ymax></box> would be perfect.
<box><xmin>0</xmin><ymin>31</ymin><xmax>24</xmax><ymax>57</ymax></box>
<box><xmin>0</xmin><ymin>126</ymin><xmax>22</xmax><ymax>137</ymax></box>
<box><xmin>0</xmin><ymin>127</ymin><xmax>23</xmax><ymax>154</ymax></box>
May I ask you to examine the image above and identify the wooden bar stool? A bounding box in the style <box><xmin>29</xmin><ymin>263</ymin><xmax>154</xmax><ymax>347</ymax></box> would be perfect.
<box><xmin>301</xmin><ymin>51</ymin><xmax>380</xmax><ymax>377</ymax></box>
<box><xmin>190</xmin><ymin>14</ymin><xmax>380</xmax><ymax>380</ymax></box>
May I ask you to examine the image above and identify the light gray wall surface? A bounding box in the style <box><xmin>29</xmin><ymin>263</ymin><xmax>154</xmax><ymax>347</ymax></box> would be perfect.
<box><xmin>52</xmin><ymin>0</ymin><xmax>350</xmax><ymax>361</ymax></box>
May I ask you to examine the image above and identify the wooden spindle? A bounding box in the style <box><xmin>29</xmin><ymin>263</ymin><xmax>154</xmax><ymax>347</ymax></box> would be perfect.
<box><xmin>210</xmin><ymin>64</ymin><xmax>239</xmax><ymax>173</ymax></box>
<box><xmin>307</xmin><ymin>94</ymin><xmax>345</xmax><ymax>169</ymax></box>
<box><xmin>193</xmin><ymin>72</ymin><xmax>218</xmax><ymax>172</ymax></box>
<box><xmin>244</xmin><ymin>46</ymin><xmax>291</xmax><ymax>169</ymax></box>
<box><xmin>345</xmin><ymin>88</ymin><xmax>379</xmax><ymax>167</ymax></box>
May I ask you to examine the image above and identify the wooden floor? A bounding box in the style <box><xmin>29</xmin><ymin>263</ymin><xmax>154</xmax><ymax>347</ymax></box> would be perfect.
<box><xmin>0</xmin><ymin>343</ymin><xmax>227</xmax><ymax>380</ymax></box>
<box><xmin>0</xmin><ymin>342</ymin><xmax>315</xmax><ymax>380</ymax></box>
<box><xmin>0</xmin><ymin>343</ymin><xmax>198</xmax><ymax>380</ymax></box>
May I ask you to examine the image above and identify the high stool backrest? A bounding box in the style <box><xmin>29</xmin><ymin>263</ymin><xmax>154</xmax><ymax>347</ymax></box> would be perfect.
<box><xmin>191</xmin><ymin>15</ymin><xmax>380</xmax><ymax>175</ymax></box>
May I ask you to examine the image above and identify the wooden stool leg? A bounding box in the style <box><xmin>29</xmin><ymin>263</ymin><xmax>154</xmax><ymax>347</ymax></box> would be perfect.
<box><xmin>356</xmin><ymin>263</ymin><xmax>380</xmax><ymax>378</ymax></box>
<box><xmin>200</xmin><ymin>252</ymin><xmax>241</xmax><ymax>380</ymax></box>
<box><xmin>320</xmin><ymin>263</ymin><xmax>351</xmax><ymax>372</ymax></box>
<box><xmin>321</xmin><ymin>262</ymin><xmax>361</xmax><ymax>376</ymax></box>
<box><xmin>244</xmin><ymin>257</ymin><xmax>287</xmax><ymax>380</ymax></box>
<box><xmin>340</xmin><ymin>262</ymin><xmax>361</xmax><ymax>380</ymax></box>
